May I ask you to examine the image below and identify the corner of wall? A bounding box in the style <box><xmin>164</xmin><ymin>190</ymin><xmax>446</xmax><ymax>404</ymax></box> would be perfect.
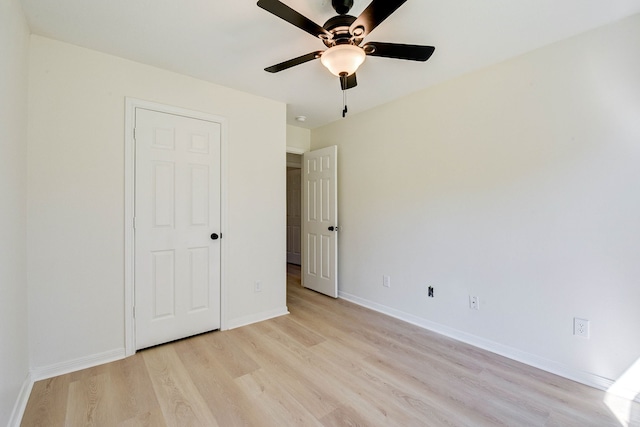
<box><xmin>7</xmin><ymin>373</ymin><xmax>34</xmax><ymax>427</ymax></box>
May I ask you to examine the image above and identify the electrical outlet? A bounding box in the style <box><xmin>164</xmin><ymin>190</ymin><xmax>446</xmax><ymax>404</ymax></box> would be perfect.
<box><xmin>574</xmin><ymin>317</ymin><xmax>590</xmax><ymax>338</ymax></box>
<box><xmin>428</xmin><ymin>286</ymin><xmax>434</xmax><ymax>297</ymax></box>
<box><xmin>383</xmin><ymin>275</ymin><xmax>391</xmax><ymax>288</ymax></box>
<box><xmin>254</xmin><ymin>281</ymin><xmax>262</xmax><ymax>293</ymax></box>
<box><xmin>469</xmin><ymin>296</ymin><xmax>479</xmax><ymax>310</ymax></box>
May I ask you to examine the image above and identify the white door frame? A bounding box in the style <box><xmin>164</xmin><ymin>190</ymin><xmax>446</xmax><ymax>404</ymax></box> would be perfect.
<box><xmin>286</xmin><ymin>146</ymin><xmax>305</xmax><ymax>282</ymax></box>
<box><xmin>124</xmin><ymin>98</ymin><xmax>228</xmax><ymax>356</ymax></box>
<box><xmin>286</xmin><ymin>146</ymin><xmax>306</xmax><ymax>156</ymax></box>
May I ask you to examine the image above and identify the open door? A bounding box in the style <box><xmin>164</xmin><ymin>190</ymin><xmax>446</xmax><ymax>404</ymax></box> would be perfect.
<box><xmin>302</xmin><ymin>146</ymin><xmax>338</xmax><ymax>298</ymax></box>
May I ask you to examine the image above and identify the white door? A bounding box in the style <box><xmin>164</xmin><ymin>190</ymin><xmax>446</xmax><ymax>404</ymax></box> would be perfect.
<box><xmin>134</xmin><ymin>108</ymin><xmax>221</xmax><ymax>350</ymax></box>
<box><xmin>302</xmin><ymin>146</ymin><xmax>338</xmax><ymax>298</ymax></box>
<box><xmin>286</xmin><ymin>168</ymin><xmax>302</xmax><ymax>265</ymax></box>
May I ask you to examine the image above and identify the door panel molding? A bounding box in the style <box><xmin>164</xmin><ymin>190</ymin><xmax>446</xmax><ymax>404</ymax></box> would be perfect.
<box><xmin>124</xmin><ymin>98</ymin><xmax>228</xmax><ymax>356</ymax></box>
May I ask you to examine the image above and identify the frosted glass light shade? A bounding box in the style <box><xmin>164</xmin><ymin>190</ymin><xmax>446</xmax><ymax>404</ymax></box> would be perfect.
<box><xmin>320</xmin><ymin>44</ymin><xmax>366</xmax><ymax>76</ymax></box>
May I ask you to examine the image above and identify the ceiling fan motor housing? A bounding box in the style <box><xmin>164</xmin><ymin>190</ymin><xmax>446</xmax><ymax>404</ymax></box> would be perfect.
<box><xmin>332</xmin><ymin>0</ymin><xmax>354</xmax><ymax>15</ymax></box>
<box><xmin>322</xmin><ymin>14</ymin><xmax>361</xmax><ymax>47</ymax></box>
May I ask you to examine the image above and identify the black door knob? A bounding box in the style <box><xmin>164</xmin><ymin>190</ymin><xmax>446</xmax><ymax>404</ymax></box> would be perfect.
<box><xmin>210</xmin><ymin>233</ymin><xmax>219</xmax><ymax>240</ymax></box>
<box><xmin>328</xmin><ymin>226</ymin><xmax>334</xmax><ymax>231</ymax></box>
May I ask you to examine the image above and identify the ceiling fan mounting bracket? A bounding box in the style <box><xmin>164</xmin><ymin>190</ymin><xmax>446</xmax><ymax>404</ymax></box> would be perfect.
<box><xmin>331</xmin><ymin>0</ymin><xmax>354</xmax><ymax>15</ymax></box>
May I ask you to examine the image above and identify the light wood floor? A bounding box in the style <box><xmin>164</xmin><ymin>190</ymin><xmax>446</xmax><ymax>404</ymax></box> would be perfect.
<box><xmin>22</xmin><ymin>265</ymin><xmax>639</xmax><ymax>426</ymax></box>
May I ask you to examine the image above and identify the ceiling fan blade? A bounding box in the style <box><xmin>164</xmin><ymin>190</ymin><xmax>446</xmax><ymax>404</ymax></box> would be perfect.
<box><xmin>264</xmin><ymin>51</ymin><xmax>323</xmax><ymax>73</ymax></box>
<box><xmin>350</xmin><ymin>0</ymin><xmax>408</xmax><ymax>38</ymax></box>
<box><xmin>340</xmin><ymin>73</ymin><xmax>358</xmax><ymax>90</ymax></box>
<box><xmin>363</xmin><ymin>42</ymin><xmax>435</xmax><ymax>61</ymax></box>
<box><xmin>257</xmin><ymin>0</ymin><xmax>332</xmax><ymax>40</ymax></box>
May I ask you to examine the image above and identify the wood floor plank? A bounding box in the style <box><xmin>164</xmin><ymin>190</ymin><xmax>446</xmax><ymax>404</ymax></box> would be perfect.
<box><xmin>20</xmin><ymin>375</ymin><xmax>69</xmax><ymax>427</ymax></box>
<box><xmin>234</xmin><ymin>320</ymin><xmax>423</xmax><ymax>425</ymax></box>
<box><xmin>319</xmin><ymin>405</ymin><xmax>384</xmax><ymax>427</ymax></box>
<box><xmin>366</xmin><ymin>334</ymin><xmax>552</xmax><ymax>426</ymax></box>
<box><xmin>234</xmin><ymin>369</ymin><xmax>323</xmax><ymax>427</ymax></box>
<box><xmin>106</xmin><ymin>353</ymin><xmax>162</xmax><ymax>423</ymax></box>
<box><xmin>268</xmin><ymin>313</ymin><xmax>327</xmax><ymax>347</ymax></box>
<box><xmin>20</xmin><ymin>264</ymin><xmax>640</xmax><ymax>426</ymax></box>
<box><xmin>172</xmin><ymin>334</ymin><xmax>264</xmax><ymax>427</ymax></box>
<box><xmin>191</xmin><ymin>330</ymin><xmax>261</xmax><ymax>379</ymax></box>
<box><xmin>64</xmin><ymin>373</ymin><xmax>118</xmax><ymax>426</ymax></box>
<box><xmin>142</xmin><ymin>345</ymin><xmax>219</xmax><ymax>427</ymax></box>
<box><xmin>117</xmin><ymin>408</ymin><xmax>167</xmax><ymax>427</ymax></box>
<box><xmin>239</xmin><ymin>317</ymin><xmax>435</xmax><ymax>426</ymax></box>
<box><xmin>229</xmin><ymin>322</ymin><xmax>342</xmax><ymax>420</ymax></box>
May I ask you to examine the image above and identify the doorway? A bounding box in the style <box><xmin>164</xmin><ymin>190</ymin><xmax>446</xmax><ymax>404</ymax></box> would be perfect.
<box><xmin>285</xmin><ymin>147</ymin><xmax>339</xmax><ymax>298</ymax></box>
<box><xmin>124</xmin><ymin>98</ymin><xmax>228</xmax><ymax>356</ymax></box>
<box><xmin>286</xmin><ymin>153</ymin><xmax>302</xmax><ymax>266</ymax></box>
<box><xmin>133</xmin><ymin>108</ymin><xmax>222</xmax><ymax>350</ymax></box>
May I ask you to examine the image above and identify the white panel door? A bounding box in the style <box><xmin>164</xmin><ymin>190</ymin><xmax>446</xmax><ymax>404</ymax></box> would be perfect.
<box><xmin>286</xmin><ymin>168</ymin><xmax>302</xmax><ymax>265</ymax></box>
<box><xmin>302</xmin><ymin>146</ymin><xmax>338</xmax><ymax>298</ymax></box>
<box><xmin>135</xmin><ymin>108</ymin><xmax>221</xmax><ymax>350</ymax></box>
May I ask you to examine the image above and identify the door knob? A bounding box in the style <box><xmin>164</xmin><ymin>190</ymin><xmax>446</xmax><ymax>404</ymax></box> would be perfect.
<box><xmin>210</xmin><ymin>233</ymin><xmax>219</xmax><ymax>240</ymax></box>
<box><xmin>328</xmin><ymin>226</ymin><xmax>339</xmax><ymax>231</ymax></box>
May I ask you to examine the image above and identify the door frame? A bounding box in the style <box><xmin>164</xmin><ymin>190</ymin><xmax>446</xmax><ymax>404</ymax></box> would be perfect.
<box><xmin>124</xmin><ymin>98</ymin><xmax>229</xmax><ymax>356</ymax></box>
<box><xmin>286</xmin><ymin>146</ymin><xmax>305</xmax><ymax>286</ymax></box>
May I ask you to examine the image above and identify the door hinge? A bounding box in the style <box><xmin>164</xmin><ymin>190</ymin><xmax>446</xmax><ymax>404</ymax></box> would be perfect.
<box><xmin>133</xmin><ymin>128</ymin><xmax>137</xmax><ymax>140</ymax></box>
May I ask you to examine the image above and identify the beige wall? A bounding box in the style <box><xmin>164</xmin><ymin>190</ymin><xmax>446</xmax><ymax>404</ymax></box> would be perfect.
<box><xmin>312</xmin><ymin>14</ymin><xmax>640</xmax><ymax>388</ymax></box>
<box><xmin>0</xmin><ymin>0</ymin><xmax>31</xmax><ymax>424</ymax></box>
<box><xmin>286</xmin><ymin>125</ymin><xmax>311</xmax><ymax>153</ymax></box>
<box><xmin>27</xmin><ymin>36</ymin><xmax>287</xmax><ymax>372</ymax></box>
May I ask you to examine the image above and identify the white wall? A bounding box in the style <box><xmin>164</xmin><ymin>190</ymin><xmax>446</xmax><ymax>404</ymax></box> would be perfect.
<box><xmin>0</xmin><ymin>0</ymin><xmax>30</xmax><ymax>424</ymax></box>
<box><xmin>286</xmin><ymin>125</ymin><xmax>311</xmax><ymax>153</ymax></box>
<box><xmin>27</xmin><ymin>36</ymin><xmax>287</xmax><ymax>372</ymax></box>
<box><xmin>311</xmin><ymin>14</ymin><xmax>640</xmax><ymax>388</ymax></box>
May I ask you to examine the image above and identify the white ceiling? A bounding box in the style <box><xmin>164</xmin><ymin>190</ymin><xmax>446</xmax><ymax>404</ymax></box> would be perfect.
<box><xmin>19</xmin><ymin>0</ymin><xmax>640</xmax><ymax>129</ymax></box>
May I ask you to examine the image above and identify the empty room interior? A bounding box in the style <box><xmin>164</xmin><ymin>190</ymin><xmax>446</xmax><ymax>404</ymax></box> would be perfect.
<box><xmin>2</xmin><ymin>0</ymin><xmax>640</xmax><ymax>425</ymax></box>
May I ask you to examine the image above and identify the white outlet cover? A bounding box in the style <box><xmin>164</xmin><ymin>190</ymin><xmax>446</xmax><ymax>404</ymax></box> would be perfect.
<box><xmin>574</xmin><ymin>317</ymin><xmax>590</xmax><ymax>338</ymax></box>
<box><xmin>469</xmin><ymin>296</ymin><xmax>479</xmax><ymax>310</ymax></box>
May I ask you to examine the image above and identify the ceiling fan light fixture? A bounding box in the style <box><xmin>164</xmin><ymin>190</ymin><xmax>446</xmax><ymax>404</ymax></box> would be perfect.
<box><xmin>320</xmin><ymin>44</ymin><xmax>366</xmax><ymax>77</ymax></box>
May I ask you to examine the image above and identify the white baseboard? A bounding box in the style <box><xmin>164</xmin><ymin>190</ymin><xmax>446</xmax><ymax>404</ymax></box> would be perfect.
<box><xmin>226</xmin><ymin>306</ymin><xmax>289</xmax><ymax>330</ymax></box>
<box><xmin>30</xmin><ymin>348</ymin><xmax>126</xmax><ymax>382</ymax></box>
<box><xmin>8</xmin><ymin>372</ymin><xmax>34</xmax><ymax>427</ymax></box>
<box><xmin>338</xmin><ymin>291</ymin><xmax>639</xmax><ymax>403</ymax></box>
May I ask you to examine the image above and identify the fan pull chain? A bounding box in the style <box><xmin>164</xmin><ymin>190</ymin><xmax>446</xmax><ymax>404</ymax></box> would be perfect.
<box><xmin>342</xmin><ymin>87</ymin><xmax>348</xmax><ymax>118</ymax></box>
<box><xmin>339</xmin><ymin>72</ymin><xmax>349</xmax><ymax>118</ymax></box>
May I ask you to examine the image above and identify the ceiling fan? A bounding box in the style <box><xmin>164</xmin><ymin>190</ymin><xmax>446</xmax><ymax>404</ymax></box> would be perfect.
<box><xmin>257</xmin><ymin>0</ymin><xmax>435</xmax><ymax>92</ymax></box>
